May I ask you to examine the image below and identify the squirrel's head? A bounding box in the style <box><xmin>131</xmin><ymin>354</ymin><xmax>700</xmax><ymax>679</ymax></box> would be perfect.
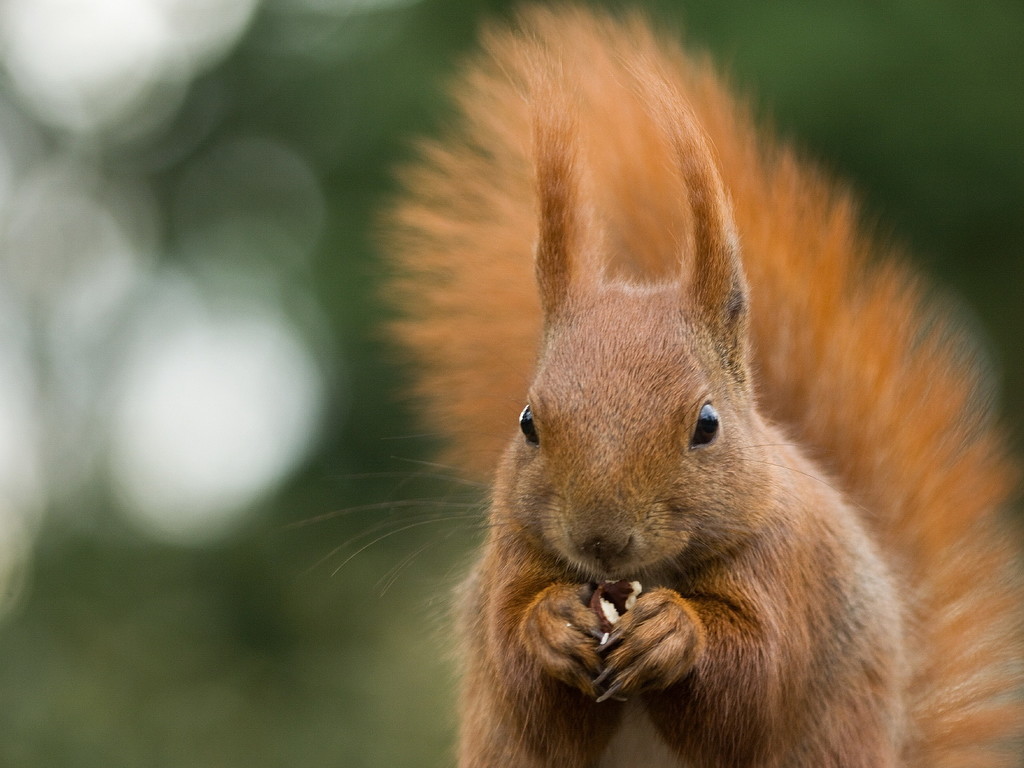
<box><xmin>494</xmin><ymin>64</ymin><xmax>772</xmax><ymax>580</ymax></box>
<box><xmin>503</xmin><ymin>282</ymin><xmax>769</xmax><ymax>580</ymax></box>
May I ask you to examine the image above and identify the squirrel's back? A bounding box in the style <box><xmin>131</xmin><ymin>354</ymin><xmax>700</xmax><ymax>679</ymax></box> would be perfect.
<box><xmin>384</xmin><ymin>6</ymin><xmax>1023</xmax><ymax>764</ymax></box>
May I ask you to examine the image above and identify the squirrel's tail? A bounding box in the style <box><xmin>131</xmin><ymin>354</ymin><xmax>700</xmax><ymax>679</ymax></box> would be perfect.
<box><xmin>383</xmin><ymin>6</ymin><xmax>1023</xmax><ymax>764</ymax></box>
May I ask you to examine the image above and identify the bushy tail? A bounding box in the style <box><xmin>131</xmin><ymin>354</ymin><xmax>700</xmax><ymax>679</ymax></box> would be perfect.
<box><xmin>383</xmin><ymin>6</ymin><xmax>1023</xmax><ymax>764</ymax></box>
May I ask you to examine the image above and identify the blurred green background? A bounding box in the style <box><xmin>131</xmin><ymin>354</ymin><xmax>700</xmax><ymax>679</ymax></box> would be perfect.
<box><xmin>0</xmin><ymin>0</ymin><xmax>1020</xmax><ymax>765</ymax></box>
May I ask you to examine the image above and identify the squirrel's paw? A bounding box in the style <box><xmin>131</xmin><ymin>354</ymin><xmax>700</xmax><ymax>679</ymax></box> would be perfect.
<box><xmin>520</xmin><ymin>583</ymin><xmax>606</xmax><ymax>697</ymax></box>
<box><xmin>593</xmin><ymin>587</ymin><xmax>705</xmax><ymax>702</ymax></box>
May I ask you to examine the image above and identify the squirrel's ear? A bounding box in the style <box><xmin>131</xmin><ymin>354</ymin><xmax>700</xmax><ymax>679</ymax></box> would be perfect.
<box><xmin>634</xmin><ymin>67</ymin><xmax>750</xmax><ymax>381</ymax></box>
<box><xmin>531</xmin><ymin>76</ymin><xmax>582</xmax><ymax>324</ymax></box>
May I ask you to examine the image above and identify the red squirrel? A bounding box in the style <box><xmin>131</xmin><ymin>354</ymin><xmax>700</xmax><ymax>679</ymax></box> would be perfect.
<box><xmin>384</xmin><ymin>6</ymin><xmax>1023</xmax><ymax>767</ymax></box>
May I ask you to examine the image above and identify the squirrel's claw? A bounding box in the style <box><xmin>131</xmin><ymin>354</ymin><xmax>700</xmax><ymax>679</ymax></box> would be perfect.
<box><xmin>592</xmin><ymin>666</ymin><xmax>628</xmax><ymax>702</ymax></box>
<box><xmin>594</xmin><ymin>679</ymin><xmax>627</xmax><ymax>703</ymax></box>
<box><xmin>592</xmin><ymin>666</ymin><xmax>614</xmax><ymax>688</ymax></box>
<box><xmin>588</xmin><ymin>627</ymin><xmax>608</xmax><ymax>642</ymax></box>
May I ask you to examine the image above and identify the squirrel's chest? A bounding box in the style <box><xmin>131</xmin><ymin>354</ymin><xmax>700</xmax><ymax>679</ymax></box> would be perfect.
<box><xmin>596</xmin><ymin>701</ymin><xmax>686</xmax><ymax>768</ymax></box>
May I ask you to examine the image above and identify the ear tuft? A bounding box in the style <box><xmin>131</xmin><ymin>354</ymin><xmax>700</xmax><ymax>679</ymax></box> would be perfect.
<box><xmin>629</xmin><ymin>61</ymin><xmax>751</xmax><ymax>379</ymax></box>
<box><xmin>529</xmin><ymin>61</ymin><xmax>583</xmax><ymax>324</ymax></box>
<box><xmin>726</xmin><ymin>283</ymin><xmax>747</xmax><ymax>327</ymax></box>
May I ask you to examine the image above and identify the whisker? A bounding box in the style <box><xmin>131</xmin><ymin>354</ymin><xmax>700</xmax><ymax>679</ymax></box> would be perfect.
<box><xmin>374</xmin><ymin>513</ymin><xmax>490</xmax><ymax>597</ymax></box>
<box><xmin>330</xmin><ymin>515</ymin><xmax>483</xmax><ymax>577</ymax></box>
<box><xmin>323</xmin><ymin>469</ymin><xmax>488</xmax><ymax>488</ymax></box>
<box><xmin>299</xmin><ymin>501</ymin><xmax>484</xmax><ymax>575</ymax></box>
<box><xmin>286</xmin><ymin>498</ymin><xmax>482</xmax><ymax>530</ymax></box>
<box><xmin>341</xmin><ymin>504</ymin><xmax>484</xmax><ymax>550</ymax></box>
<box><xmin>390</xmin><ymin>456</ymin><xmax>489</xmax><ymax>488</ymax></box>
<box><xmin>732</xmin><ymin>455</ymin><xmax>873</xmax><ymax>518</ymax></box>
<box><xmin>378</xmin><ymin>432</ymin><xmax>450</xmax><ymax>441</ymax></box>
<box><xmin>733</xmin><ymin>442</ymin><xmax>802</xmax><ymax>451</ymax></box>
<box><xmin>375</xmin><ymin>540</ymin><xmax>437</xmax><ymax>596</ymax></box>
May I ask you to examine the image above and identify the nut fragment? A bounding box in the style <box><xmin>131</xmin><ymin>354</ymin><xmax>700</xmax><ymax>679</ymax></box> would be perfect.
<box><xmin>589</xmin><ymin>579</ymin><xmax>642</xmax><ymax>634</ymax></box>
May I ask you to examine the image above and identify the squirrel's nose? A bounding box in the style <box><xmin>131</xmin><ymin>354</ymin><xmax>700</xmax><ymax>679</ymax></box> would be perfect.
<box><xmin>576</xmin><ymin>531</ymin><xmax>634</xmax><ymax>570</ymax></box>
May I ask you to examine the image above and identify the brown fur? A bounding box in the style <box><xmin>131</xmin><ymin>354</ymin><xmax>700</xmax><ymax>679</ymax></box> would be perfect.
<box><xmin>383</xmin><ymin>6</ymin><xmax>1023</xmax><ymax>767</ymax></box>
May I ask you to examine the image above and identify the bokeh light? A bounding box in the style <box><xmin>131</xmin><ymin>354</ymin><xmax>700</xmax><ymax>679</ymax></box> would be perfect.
<box><xmin>109</xmin><ymin>276</ymin><xmax>324</xmax><ymax>544</ymax></box>
<box><xmin>0</xmin><ymin>0</ymin><xmax>336</xmax><ymax>571</ymax></box>
<box><xmin>1</xmin><ymin>0</ymin><xmax>258</xmax><ymax>133</ymax></box>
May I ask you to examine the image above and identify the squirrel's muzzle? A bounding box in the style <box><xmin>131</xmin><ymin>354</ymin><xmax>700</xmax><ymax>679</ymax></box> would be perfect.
<box><xmin>571</xmin><ymin>529</ymin><xmax>635</xmax><ymax>575</ymax></box>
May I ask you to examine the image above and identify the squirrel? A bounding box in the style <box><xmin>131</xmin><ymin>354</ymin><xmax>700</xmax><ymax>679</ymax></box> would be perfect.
<box><xmin>383</xmin><ymin>6</ymin><xmax>1023</xmax><ymax>767</ymax></box>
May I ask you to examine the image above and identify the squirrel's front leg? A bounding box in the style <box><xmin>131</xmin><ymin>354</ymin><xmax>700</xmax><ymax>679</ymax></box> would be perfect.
<box><xmin>458</xmin><ymin>559</ymin><xmax>623</xmax><ymax>767</ymax></box>
<box><xmin>519</xmin><ymin>582</ymin><xmax>606</xmax><ymax>697</ymax></box>
<box><xmin>593</xmin><ymin>587</ymin><xmax>707</xmax><ymax>701</ymax></box>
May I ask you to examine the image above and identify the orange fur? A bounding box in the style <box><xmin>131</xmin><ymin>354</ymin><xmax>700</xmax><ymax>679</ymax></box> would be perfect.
<box><xmin>383</xmin><ymin>6</ymin><xmax>1023</xmax><ymax>767</ymax></box>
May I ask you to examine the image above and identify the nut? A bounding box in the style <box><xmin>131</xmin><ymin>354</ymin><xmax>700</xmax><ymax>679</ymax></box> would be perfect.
<box><xmin>589</xmin><ymin>579</ymin><xmax>642</xmax><ymax>634</ymax></box>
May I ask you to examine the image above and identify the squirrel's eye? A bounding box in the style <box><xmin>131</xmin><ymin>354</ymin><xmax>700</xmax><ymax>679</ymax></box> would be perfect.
<box><xmin>520</xmin><ymin>404</ymin><xmax>539</xmax><ymax>445</ymax></box>
<box><xmin>691</xmin><ymin>402</ymin><xmax>719</xmax><ymax>447</ymax></box>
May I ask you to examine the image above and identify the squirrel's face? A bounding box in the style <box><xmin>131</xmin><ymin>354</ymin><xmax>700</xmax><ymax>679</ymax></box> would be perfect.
<box><xmin>497</xmin><ymin>285</ymin><xmax>770</xmax><ymax>581</ymax></box>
